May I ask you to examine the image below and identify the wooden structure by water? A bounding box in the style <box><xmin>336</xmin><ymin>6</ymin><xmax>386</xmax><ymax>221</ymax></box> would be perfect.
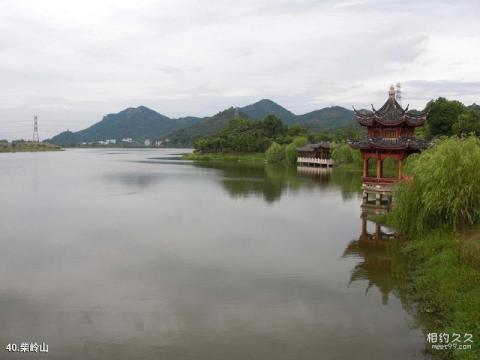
<box><xmin>296</xmin><ymin>142</ymin><xmax>334</xmax><ymax>167</ymax></box>
<box><xmin>348</xmin><ymin>86</ymin><xmax>429</xmax><ymax>208</ymax></box>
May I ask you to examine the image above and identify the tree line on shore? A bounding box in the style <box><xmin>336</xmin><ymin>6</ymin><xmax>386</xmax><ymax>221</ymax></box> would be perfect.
<box><xmin>0</xmin><ymin>140</ymin><xmax>62</xmax><ymax>153</ymax></box>
<box><xmin>192</xmin><ymin>114</ymin><xmax>364</xmax><ymax>153</ymax></box>
<box><xmin>420</xmin><ymin>98</ymin><xmax>480</xmax><ymax>138</ymax></box>
<box><xmin>191</xmin><ymin>113</ymin><xmax>364</xmax><ymax>165</ymax></box>
<box><xmin>191</xmin><ymin>96</ymin><xmax>480</xmax><ymax>167</ymax></box>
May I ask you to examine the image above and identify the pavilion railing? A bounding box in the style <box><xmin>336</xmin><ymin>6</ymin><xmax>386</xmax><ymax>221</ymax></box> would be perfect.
<box><xmin>362</xmin><ymin>176</ymin><xmax>398</xmax><ymax>184</ymax></box>
<box><xmin>297</xmin><ymin>157</ymin><xmax>334</xmax><ymax>166</ymax></box>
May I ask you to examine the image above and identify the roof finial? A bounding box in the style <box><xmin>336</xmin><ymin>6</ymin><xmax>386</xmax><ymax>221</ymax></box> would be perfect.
<box><xmin>389</xmin><ymin>85</ymin><xmax>395</xmax><ymax>99</ymax></box>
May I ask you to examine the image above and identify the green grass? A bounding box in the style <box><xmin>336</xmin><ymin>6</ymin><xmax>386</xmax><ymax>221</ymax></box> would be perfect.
<box><xmin>182</xmin><ymin>152</ymin><xmax>265</xmax><ymax>162</ymax></box>
<box><xmin>393</xmin><ymin>230</ymin><xmax>480</xmax><ymax>359</ymax></box>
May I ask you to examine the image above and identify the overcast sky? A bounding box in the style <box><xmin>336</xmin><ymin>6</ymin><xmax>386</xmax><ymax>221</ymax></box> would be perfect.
<box><xmin>1</xmin><ymin>0</ymin><xmax>479</xmax><ymax>139</ymax></box>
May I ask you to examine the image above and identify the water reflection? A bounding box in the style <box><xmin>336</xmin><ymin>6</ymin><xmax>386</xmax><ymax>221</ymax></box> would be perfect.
<box><xmin>103</xmin><ymin>172</ymin><xmax>168</xmax><ymax>188</ymax></box>
<box><xmin>191</xmin><ymin>161</ymin><xmax>362</xmax><ymax>202</ymax></box>
<box><xmin>0</xmin><ymin>149</ymin><xmax>425</xmax><ymax>359</ymax></box>
<box><xmin>192</xmin><ymin>159</ymin><xmax>410</xmax><ymax>310</ymax></box>
<box><xmin>343</xmin><ymin>211</ymin><xmax>397</xmax><ymax>305</ymax></box>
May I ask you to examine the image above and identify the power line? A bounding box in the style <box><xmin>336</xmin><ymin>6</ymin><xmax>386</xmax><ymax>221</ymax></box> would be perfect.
<box><xmin>395</xmin><ymin>82</ymin><xmax>402</xmax><ymax>105</ymax></box>
<box><xmin>33</xmin><ymin>115</ymin><xmax>39</xmax><ymax>142</ymax></box>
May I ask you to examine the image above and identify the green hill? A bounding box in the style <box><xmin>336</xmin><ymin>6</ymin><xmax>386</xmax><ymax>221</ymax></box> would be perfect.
<box><xmin>166</xmin><ymin>102</ymin><xmax>355</xmax><ymax>146</ymax></box>
<box><xmin>48</xmin><ymin>100</ymin><xmax>357</xmax><ymax>147</ymax></box>
<box><xmin>240</xmin><ymin>99</ymin><xmax>297</xmax><ymax>124</ymax></box>
<box><xmin>239</xmin><ymin>100</ymin><xmax>356</xmax><ymax>131</ymax></box>
<box><xmin>166</xmin><ymin>107</ymin><xmax>251</xmax><ymax>147</ymax></box>
<box><xmin>49</xmin><ymin>130</ymin><xmax>81</xmax><ymax>146</ymax></box>
<box><xmin>48</xmin><ymin>106</ymin><xmax>199</xmax><ymax>146</ymax></box>
<box><xmin>297</xmin><ymin>106</ymin><xmax>355</xmax><ymax>131</ymax></box>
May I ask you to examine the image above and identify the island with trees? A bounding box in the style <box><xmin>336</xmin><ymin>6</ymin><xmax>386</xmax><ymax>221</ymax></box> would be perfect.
<box><xmin>0</xmin><ymin>140</ymin><xmax>62</xmax><ymax>153</ymax></box>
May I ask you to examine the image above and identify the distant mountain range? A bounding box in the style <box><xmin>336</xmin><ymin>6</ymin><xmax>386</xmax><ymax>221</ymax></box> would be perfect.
<box><xmin>48</xmin><ymin>99</ymin><xmax>356</xmax><ymax>146</ymax></box>
<box><xmin>48</xmin><ymin>106</ymin><xmax>200</xmax><ymax>146</ymax></box>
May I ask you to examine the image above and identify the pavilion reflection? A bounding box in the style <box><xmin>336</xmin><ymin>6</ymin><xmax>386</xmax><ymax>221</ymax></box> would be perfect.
<box><xmin>296</xmin><ymin>165</ymin><xmax>362</xmax><ymax>200</ymax></box>
<box><xmin>343</xmin><ymin>209</ymin><xmax>397</xmax><ymax>305</ymax></box>
<box><xmin>296</xmin><ymin>165</ymin><xmax>332</xmax><ymax>177</ymax></box>
<box><xmin>191</xmin><ymin>161</ymin><xmax>358</xmax><ymax>203</ymax></box>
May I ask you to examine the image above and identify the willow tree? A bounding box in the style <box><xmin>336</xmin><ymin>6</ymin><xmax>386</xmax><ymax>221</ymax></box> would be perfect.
<box><xmin>391</xmin><ymin>136</ymin><xmax>480</xmax><ymax>235</ymax></box>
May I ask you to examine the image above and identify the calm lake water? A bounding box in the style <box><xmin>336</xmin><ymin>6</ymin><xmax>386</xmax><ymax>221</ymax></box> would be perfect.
<box><xmin>0</xmin><ymin>148</ymin><xmax>426</xmax><ymax>359</ymax></box>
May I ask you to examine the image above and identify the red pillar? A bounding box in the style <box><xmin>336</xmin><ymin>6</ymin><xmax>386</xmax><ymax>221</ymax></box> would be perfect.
<box><xmin>363</xmin><ymin>156</ymin><xmax>368</xmax><ymax>177</ymax></box>
<box><xmin>376</xmin><ymin>158</ymin><xmax>382</xmax><ymax>180</ymax></box>
<box><xmin>375</xmin><ymin>223</ymin><xmax>381</xmax><ymax>241</ymax></box>
<box><xmin>361</xmin><ymin>216</ymin><xmax>367</xmax><ymax>237</ymax></box>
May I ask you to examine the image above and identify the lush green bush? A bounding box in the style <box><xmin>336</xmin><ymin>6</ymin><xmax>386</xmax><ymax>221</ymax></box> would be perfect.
<box><xmin>265</xmin><ymin>142</ymin><xmax>286</xmax><ymax>163</ymax></box>
<box><xmin>331</xmin><ymin>143</ymin><xmax>362</xmax><ymax>165</ymax></box>
<box><xmin>287</xmin><ymin>124</ymin><xmax>308</xmax><ymax>137</ymax></box>
<box><xmin>193</xmin><ymin>118</ymin><xmax>273</xmax><ymax>153</ymax></box>
<box><xmin>285</xmin><ymin>143</ymin><xmax>297</xmax><ymax>165</ymax></box>
<box><xmin>391</xmin><ymin>136</ymin><xmax>480</xmax><ymax>235</ymax></box>
<box><xmin>424</xmin><ymin>97</ymin><xmax>480</xmax><ymax>139</ymax></box>
<box><xmin>292</xmin><ymin>136</ymin><xmax>309</xmax><ymax>147</ymax></box>
<box><xmin>192</xmin><ymin>113</ymin><xmax>368</xmax><ymax>154</ymax></box>
<box><xmin>284</xmin><ymin>136</ymin><xmax>309</xmax><ymax>165</ymax></box>
<box><xmin>192</xmin><ymin>116</ymin><xmax>289</xmax><ymax>153</ymax></box>
<box><xmin>426</xmin><ymin>97</ymin><xmax>466</xmax><ymax>138</ymax></box>
<box><xmin>403</xmin><ymin>153</ymin><xmax>419</xmax><ymax>174</ymax></box>
<box><xmin>261</xmin><ymin>114</ymin><xmax>287</xmax><ymax>138</ymax></box>
<box><xmin>452</xmin><ymin>110</ymin><xmax>480</xmax><ymax>136</ymax></box>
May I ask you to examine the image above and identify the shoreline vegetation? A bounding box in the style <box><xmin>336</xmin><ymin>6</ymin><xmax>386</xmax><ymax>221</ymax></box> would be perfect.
<box><xmin>383</xmin><ymin>137</ymin><xmax>480</xmax><ymax>359</ymax></box>
<box><xmin>182</xmin><ymin>152</ymin><xmax>265</xmax><ymax>162</ymax></box>
<box><xmin>181</xmin><ymin>143</ymin><xmax>364</xmax><ymax>169</ymax></box>
<box><xmin>0</xmin><ymin>141</ymin><xmax>63</xmax><ymax>153</ymax></box>
<box><xmin>182</xmin><ymin>113</ymin><xmax>366</xmax><ymax>168</ymax></box>
<box><xmin>184</xmin><ymin>113</ymin><xmax>365</xmax><ymax>166</ymax></box>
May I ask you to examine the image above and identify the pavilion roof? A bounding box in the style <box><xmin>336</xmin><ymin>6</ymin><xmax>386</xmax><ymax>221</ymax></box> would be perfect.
<box><xmin>347</xmin><ymin>137</ymin><xmax>430</xmax><ymax>151</ymax></box>
<box><xmin>353</xmin><ymin>86</ymin><xmax>427</xmax><ymax>127</ymax></box>
<box><xmin>297</xmin><ymin>141</ymin><xmax>331</xmax><ymax>152</ymax></box>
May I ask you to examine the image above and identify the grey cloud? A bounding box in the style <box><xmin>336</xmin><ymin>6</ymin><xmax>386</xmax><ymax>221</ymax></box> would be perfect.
<box><xmin>404</xmin><ymin>80</ymin><xmax>480</xmax><ymax>102</ymax></box>
<box><xmin>0</xmin><ymin>0</ymin><xmax>479</xmax><ymax>139</ymax></box>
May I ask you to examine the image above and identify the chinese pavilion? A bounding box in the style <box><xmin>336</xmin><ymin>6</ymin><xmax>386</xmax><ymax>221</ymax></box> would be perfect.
<box><xmin>297</xmin><ymin>142</ymin><xmax>333</xmax><ymax>167</ymax></box>
<box><xmin>348</xmin><ymin>85</ymin><xmax>429</xmax><ymax>207</ymax></box>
